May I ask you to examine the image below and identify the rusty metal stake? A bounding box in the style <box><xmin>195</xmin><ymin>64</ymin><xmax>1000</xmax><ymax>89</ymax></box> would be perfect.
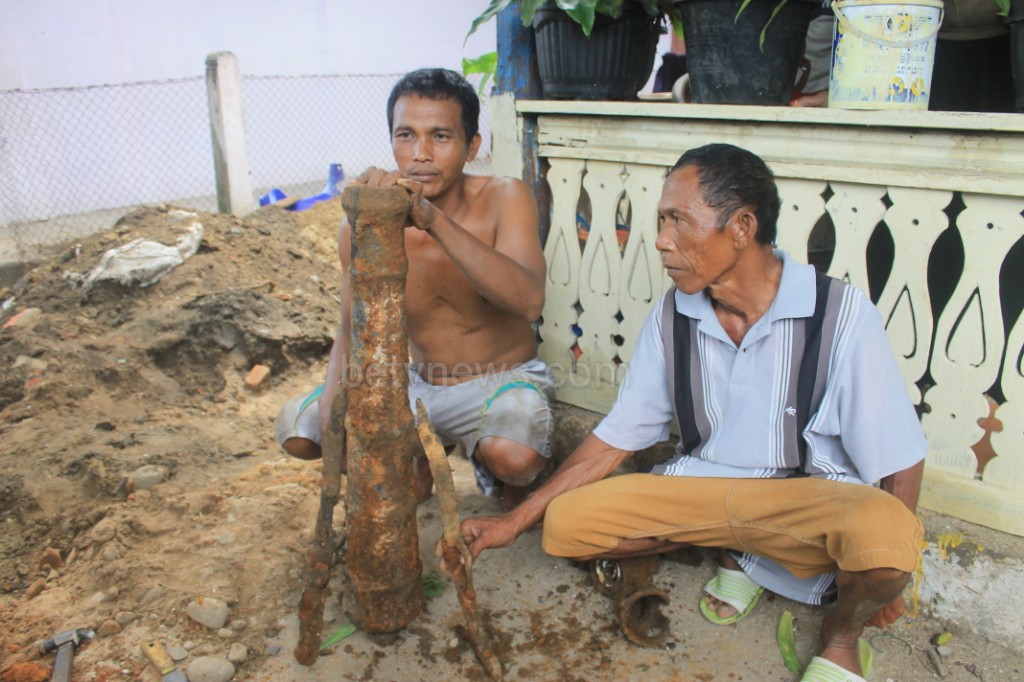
<box><xmin>342</xmin><ymin>185</ymin><xmax>422</xmax><ymax>633</ymax></box>
<box><xmin>294</xmin><ymin>386</ymin><xmax>347</xmax><ymax>665</ymax></box>
<box><xmin>415</xmin><ymin>399</ymin><xmax>503</xmax><ymax>680</ymax></box>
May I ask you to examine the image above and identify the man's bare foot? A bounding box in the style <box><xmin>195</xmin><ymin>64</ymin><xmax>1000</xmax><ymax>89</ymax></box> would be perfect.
<box><xmin>817</xmin><ymin>631</ymin><xmax>864</xmax><ymax>676</ymax></box>
<box><xmin>702</xmin><ymin>550</ymin><xmax>744</xmax><ymax>620</ymax></box>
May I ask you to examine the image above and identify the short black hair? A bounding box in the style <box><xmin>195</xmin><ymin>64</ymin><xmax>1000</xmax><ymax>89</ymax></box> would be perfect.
<box><xmin>386</xmin><ymin>68</ymin><xmax>480</xmax><ymax>144</ymax></box>
<box><xmin>671</xmin><ymin>144</ymin><xmax>781</xmax><ymax>245</ymax></box>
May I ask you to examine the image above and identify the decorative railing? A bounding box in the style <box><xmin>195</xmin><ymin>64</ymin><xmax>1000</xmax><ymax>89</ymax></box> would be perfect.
<box><xmin>509</xmin><ymin>101</ymin><xmax>1024</xmax><ymax>536</ymax></box>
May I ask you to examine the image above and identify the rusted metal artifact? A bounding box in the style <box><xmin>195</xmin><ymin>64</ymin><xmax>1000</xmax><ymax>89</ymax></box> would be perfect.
<box><xmin>415</xmin><ymin>399</ymin><xmax>503</xmax><ymax>680</ymax></box>
<box><xmin>592</xmin><ymin>556</ymin><xmax>671</xmax><ymax>648</ymax></box>
<box><xmin>342</xmin><ymin>184</ymin><xmax>423</xmax><ymax>633</ymax></box>
<box><xmin>294</xmin><ymin>388</ymin><xmax>347</xmax><ymax>665</ymax></box>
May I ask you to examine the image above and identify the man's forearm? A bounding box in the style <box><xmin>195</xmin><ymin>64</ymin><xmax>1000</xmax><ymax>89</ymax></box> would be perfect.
<box><xmin>426</xmin><ymin>211</ymin><xmax>544</xmax><ymax>323</ymax></box>
<box><xmin>507</xmin><ymin>434</ymin><xmax>632</xmax><ymax>535</ymax></box>
<box><xmin>880</xmin><ymin>459</ymin><xmax>925</xmax><ymax>513</ymax></box>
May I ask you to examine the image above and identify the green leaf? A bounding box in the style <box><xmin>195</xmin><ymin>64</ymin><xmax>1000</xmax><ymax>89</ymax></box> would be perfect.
<box><xmin>777</xmin><ymin>610</ymin><xmax>803</xmax><ymax>676</ymax></box>
<box><xmin>465</xmin><ymin>0</ymin><xmax>516</xmax><ymax>43</ymax></box>
<box><xmin>560</xmin><ymin>0</ymin><xmax>599</xmax><ymax>36</ymax></box>
<box><xmin>462</xmin><ymin>52</ymin><xmax>498</xmax><ymax>96</ymax></box>
<box><xmin>422</xmin><ymin>571</ymin><xmax>446</xmax><ymax>599</ymax></box>
<box><xmin>520</xmin><ymin>0</ymin><xmax>550</xmax><ymax>26</ymax></box>
<box><xmin>992</xmin><ymin>0</ymin><xmax>1010</xmax><ymax>14</ymax></box>
<box><xmin>757</xmin><ymin>0</ymin><xmax>791</xmax><ymax>52</ymax></box>
<box><xmin>319</xmin><ymin>622</ymin><xmax>357</xmax><ymax>651</ymax></box>
<box><xmin>668</xmin><ymin>14</ymin><xmax>684</xmax><ymax>40</ymax></box>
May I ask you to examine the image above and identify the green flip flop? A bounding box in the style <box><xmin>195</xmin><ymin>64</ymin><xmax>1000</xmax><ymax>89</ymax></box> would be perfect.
<box><xmin>797</xmin><ymin>640</ymin><xmax>874</xmax><ymax>681</ymax></box>
<box><xmin>699</xmin><ymin>566</ymin><xmax>765</xmax><ymax>626</ymax></box>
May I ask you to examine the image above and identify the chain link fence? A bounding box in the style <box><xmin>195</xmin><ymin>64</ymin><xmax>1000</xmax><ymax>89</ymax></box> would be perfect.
<box><xmin>0</xmin><ymin>72</ymin><xmax>491</xmax><ymax>281</ymax></box>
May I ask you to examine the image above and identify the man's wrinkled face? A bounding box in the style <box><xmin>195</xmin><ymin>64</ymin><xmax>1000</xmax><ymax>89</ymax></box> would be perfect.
<box><xmin>655</xmin><ymin>166</ymin><xmax>739</xmax><ymax>294</ymax></box>
<box><xmin>390</xmin><ymin>94</ymin><xmax>480</xmax><ymax>200</ymax></box>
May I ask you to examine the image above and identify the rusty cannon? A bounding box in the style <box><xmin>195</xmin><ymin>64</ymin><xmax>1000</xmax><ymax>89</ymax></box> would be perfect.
<box><xmin>295</xmin><ymin>184</ymin><xmax>422</xmax><ymax>664</ymax></box>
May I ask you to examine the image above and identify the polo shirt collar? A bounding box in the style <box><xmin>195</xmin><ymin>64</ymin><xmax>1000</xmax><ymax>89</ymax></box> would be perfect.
<box><xmin>671</xmin><ymin>249</ymin><xmax>818</xmax><ymax>324</ymax></box>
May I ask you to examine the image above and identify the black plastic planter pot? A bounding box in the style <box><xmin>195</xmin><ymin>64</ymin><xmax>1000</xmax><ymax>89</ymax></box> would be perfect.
<box><xmin>532</xmin><ymin>3</ymin><xmax>663</xmax><ymax>100</ymax></box>
<box><xmin>681</xmin><ymin>0</ymin><xmax>815</xmax><ymax>105</ymax></box>
<box><xmin>1011</xmin><ymin>0</ymin><xmax>1024</xmax><ymax>111</ymax></box>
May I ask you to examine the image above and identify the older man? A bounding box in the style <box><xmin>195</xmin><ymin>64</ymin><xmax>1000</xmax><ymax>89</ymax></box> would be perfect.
<box><xmin>460</xmin><ymin>144</ymin><xmax>926</xmax><ymax>681</ymax></box>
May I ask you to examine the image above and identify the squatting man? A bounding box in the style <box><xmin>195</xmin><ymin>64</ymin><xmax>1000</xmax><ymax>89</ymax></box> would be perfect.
<box><xmin>459</xmin><ymin>143</ymin><xmax>926</xmax><ymax>682</ymax></box>
<box><xmin>275</xmin><ymin>68</ymin><xmax>555</xmax><ymax>508</ymax></box>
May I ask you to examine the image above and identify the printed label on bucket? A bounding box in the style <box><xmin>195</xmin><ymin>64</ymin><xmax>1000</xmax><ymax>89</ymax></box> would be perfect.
<box><xmin>829</xmin><ymin>0</ymin><xmax>944</xmax><ymax>110</ymax></box>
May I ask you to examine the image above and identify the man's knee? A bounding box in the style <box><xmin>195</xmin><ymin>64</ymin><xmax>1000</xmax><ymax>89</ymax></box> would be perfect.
<box><xmin>831</xmin><ymin>488</ymin><xmax>923</xmax><ymax>573</ymax></box>
<box><xmin>282</xmin><ymin>437</ymin><xmax>323</xmax><ymax>461</ymax></box>
<box><xmin>475</xmin><ymin>437</ymin><xmax>545</xmax><ymax>487</ymax></box>
<box><xmin>541</xmin><ymin>492</ymin><xmax>581</xmax><ymax>556</ymax></box>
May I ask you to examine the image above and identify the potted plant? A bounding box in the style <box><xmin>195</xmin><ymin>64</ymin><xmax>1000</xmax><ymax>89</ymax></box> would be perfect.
<box><xmin>467</xmin><ymin>0</ymin><xmax>686</xmax><ymax>100</ymax></box>
<box><xmin>679</xmin><ymin>0</ymin><xmax>819</xmax><ymax>104</ymax></box>
<box><xmin>469</xmin><ymin>0</ymin><xmax>820</xmax><ymax>105</ymax></box>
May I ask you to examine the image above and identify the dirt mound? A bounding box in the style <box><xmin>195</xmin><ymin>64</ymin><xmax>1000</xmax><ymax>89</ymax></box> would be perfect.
<box><xmin>0</xmin><ymin>200</ymin><xmax>342</xmax><ymax>678</ymax></box>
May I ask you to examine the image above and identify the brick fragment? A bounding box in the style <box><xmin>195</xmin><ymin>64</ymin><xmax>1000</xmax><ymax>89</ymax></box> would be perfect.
<box><xmin>244</xmin><ymin>364</ymin><xmax>271</xmax><ymax>390</ymax></box>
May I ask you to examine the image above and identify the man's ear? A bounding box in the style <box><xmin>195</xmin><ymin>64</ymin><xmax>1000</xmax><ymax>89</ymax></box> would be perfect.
<box><xmin>730</xmin><ymin>210</ymin><xmax>758</xmax><ymax>247</ymax></box>
<box><xmin>466</xmin><ymin>133</ymin><xmax>482</xmax><ymax>163</ymax></box>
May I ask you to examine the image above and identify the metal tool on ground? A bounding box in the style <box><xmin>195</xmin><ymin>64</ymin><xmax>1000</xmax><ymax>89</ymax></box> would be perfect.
<box><xmin>415</xmin><ymin>398</ymin><xmax>503</xmax><ymax>680</ymax></box>
<box><xmin>37</xmin><ymin>628</ymin><xmax>94</xmax><ymax>682</ymax></box>
<box><xmin>140</xmin><ymin>641</ymin><xmax>188</xmax><ymax>682</ymax></box>
<box><xmin>591</xmin><ymin>556</ymin><xmax>671</xmax><ymax>647</ymax></box>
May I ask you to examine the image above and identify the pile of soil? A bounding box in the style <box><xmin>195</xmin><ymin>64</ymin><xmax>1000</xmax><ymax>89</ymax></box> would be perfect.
<box><xmin>0</xmin><ymin>201</ymin><xmax>341</xmax><ymax>681</ymax></box>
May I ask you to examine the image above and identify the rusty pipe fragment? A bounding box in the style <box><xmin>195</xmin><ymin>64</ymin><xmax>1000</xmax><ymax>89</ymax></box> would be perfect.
<box><xmin>342</xmin><ymin>185</ymin><xmax>422</xmax><ymax>633</ymax></box>
<box><xmin>415</xmin><ymin>399</ymin><xmax>503</xmax><ymax>680</ymax></box>
<box><xmin>591</xmin><ymin>556</ymin><xmax>671</xmax><ymax>648</ymax></box>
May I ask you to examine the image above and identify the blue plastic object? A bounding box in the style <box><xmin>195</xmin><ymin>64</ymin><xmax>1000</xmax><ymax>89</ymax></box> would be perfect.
<box><xmin>287</xmin><ymin>163</ymin><xmax>345</xmax><ymax>212</ymax></box>
<box><xmin>257</xmin><ymin>164</ymin><xmax>345</xmax><ymax>210</ymax></box>
<box><xmin>258</xmin><ymin>188</ymin><xmax>287</xmax><ymax>207</ymax></box>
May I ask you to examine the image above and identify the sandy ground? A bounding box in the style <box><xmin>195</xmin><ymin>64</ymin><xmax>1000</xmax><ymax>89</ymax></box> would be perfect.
<box><xmin>1</xmin><ymin>201</ymin><xmax>1022</xmax><ymax>682</ymax></box>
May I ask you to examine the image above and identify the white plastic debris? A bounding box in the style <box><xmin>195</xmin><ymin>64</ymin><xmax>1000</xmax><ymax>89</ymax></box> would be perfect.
<box><xmin>70</xmin><ymin>220</ymin><xmax>204</xmax><ymax>290</ymax></box>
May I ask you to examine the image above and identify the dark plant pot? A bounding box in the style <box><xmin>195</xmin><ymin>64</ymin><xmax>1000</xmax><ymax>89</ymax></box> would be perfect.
<box><xmin>681</xmin><ymin>0</ymin><xmax>815</xmax><ymax>105</ymax></box>
<box><xmin>532</xmin><ymin>3</ymin><xmax>663</xmax><ymax>100</ymax></box>
<box><xmin>1011</xmin><ymin>0</ymin><xmax>1024</xmax><ymax>111</ymax></box>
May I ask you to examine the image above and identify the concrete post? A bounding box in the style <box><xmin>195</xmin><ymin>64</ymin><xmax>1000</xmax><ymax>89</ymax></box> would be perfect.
<box><xmin>205</xmin><ymin>52</ymin><xmax>254</xmax><ymax>216</ymax></box>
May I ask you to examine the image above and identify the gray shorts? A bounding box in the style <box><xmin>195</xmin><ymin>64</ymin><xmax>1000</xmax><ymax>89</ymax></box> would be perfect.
<box><xmin>275</xmin><ymin>359</ymin><xmax>556</xmax><ymax>495</ymax></box>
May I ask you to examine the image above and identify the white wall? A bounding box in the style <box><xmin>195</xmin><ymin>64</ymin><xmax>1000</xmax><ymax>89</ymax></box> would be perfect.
<box><xmin>0</xmin><ymin>0</ymin><xmax>497</xmax><ymax>89</ymax></box>
<box><xmin>0</xmin><ymin>1</ymin><xmax>499</xmax><ymax>230</ymax></box>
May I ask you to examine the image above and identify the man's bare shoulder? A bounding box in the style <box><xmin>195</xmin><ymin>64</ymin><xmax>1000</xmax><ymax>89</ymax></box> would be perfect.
<box><xmin>466</xmin><ymin>174</ymin><xmax>533</xmax><ymax>203</ymax></box>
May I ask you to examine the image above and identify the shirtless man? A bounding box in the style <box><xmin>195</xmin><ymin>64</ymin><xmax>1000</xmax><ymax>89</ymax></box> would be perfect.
<box><xmin>275</xmin><ymin>68</ymin><xmax>553</xmax><ymax>504</ymax></box>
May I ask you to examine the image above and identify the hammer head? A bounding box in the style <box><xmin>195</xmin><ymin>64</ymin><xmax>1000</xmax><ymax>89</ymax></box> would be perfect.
<box><xmin>38</xmin><ymin>628</ymin><xmax>95</xmax><ymax>655</ymax></box>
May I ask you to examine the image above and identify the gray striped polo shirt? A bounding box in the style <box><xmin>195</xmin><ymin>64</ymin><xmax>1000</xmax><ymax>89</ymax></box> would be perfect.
<box><xmin>594</xmin><ymin>251</ymin><xmax>927</xmax><ymax>484</ymax></box>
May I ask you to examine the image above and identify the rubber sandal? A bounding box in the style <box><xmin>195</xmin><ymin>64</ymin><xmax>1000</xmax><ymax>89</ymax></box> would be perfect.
<box><xmin>800</xmin><ymin>656</ymin><xmax>865</xmax><ymax>681</ymax></box>
<box><xmin>799</xmin><ymin>640</ymin><xmax>873</xmax><ymax>681</ymax></box>
<box><xmin>698</xmin><ymin>566</ymin><xmax>765</xmax><ymax>625</ymax></box>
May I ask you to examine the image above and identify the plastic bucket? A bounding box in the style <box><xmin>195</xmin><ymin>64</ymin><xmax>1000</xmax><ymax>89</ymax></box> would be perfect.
<box><xmin>829</xmin><ymin>0</ymin><xmax>944</xmax><ymax>110</ymax></box>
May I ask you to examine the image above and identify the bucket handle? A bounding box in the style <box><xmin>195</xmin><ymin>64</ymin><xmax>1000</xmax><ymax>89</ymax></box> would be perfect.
<box><xmin>832</xmin><ymin>1</ymin><xmax>944</xmax><ymax>49</ymax></box>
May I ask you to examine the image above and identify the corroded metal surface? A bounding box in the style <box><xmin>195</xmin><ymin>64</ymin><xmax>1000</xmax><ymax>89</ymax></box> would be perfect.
<box><xmin>341</xmin><ymin>185</ymin><xmax>422</xmax><ymax>633</ymax></box>
<box><xmin>416</xmin><ymin>399</ymin><xmax>503</xmax><ymax>680</ymax></box>
<box><xmin>591</xmin><ymin>555</ymin><xmax>671</xmax><ymax>648</ymax></box>
<box><xmin>293</xmin><ymin>389</ymin><xmax>346</xmax><ymax>665</ymax></box>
